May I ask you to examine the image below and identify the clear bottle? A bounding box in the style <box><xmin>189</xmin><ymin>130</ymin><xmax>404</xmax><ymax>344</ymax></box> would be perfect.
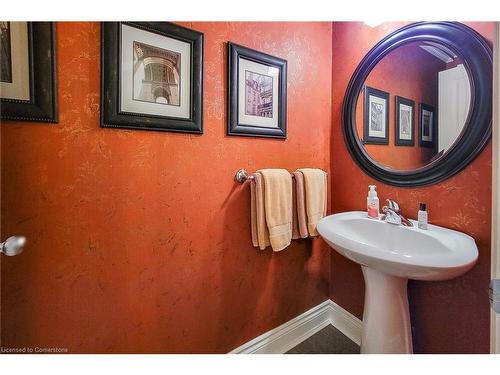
<box><xmin>367</xmin><ymin>185</ymin><xmax>379</xmax><ymax>219</ymax></box>
<box><xmin>418</xmin><ymin>203</ymin><xmax>428</xmax><ymax>230</ymax></box>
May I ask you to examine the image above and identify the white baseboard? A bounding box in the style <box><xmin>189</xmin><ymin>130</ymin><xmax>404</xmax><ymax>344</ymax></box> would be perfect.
<box><xmin>328</xmin><ymin>300</ymin><xmax>362</xmax><ymax>346</ymax></box>
<box><xmin>229</xmin><ymin>299</ymin><xmax>362</xmax><ymax>354</ymax></box>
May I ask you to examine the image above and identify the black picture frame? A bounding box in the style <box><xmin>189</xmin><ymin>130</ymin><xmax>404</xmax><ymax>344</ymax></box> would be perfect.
<box><xmin>1</xmin><ymin>22</ymin><xmax>58</xmax><ymax>123</ymax></box>
<box><xmin>227</xmin><ymin>42</ymin><xmax>287</xmax><ymax>139</ymax></box>
<box><xmin>101</xmin><ymin>22</ymin><xmax>204</xmax><ymax>133</ymax></box>
<box><xmin>342</xmin><ymin>22</ymin><xmax>492</xmax><ymax>187</ymax></box>
<box><xmin>419</xmin><ymin>103</ymin><xmax>436</xmax><ymax>148</ymax></box>
<box><xmin>395</xmin><ymin>96</ymin><xmax>415</xmax><ymax>146</ymax></box>
<box><xmin>363</xmin><ymin>86</ymin><xmax>389</xmax><ymax>145</ymax></box>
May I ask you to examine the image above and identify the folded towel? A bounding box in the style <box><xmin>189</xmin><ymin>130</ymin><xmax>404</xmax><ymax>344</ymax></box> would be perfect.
<box><xmin>258</xmin><ymin>169</ymin><xmax>293</xmax><ymax>252</ymax></box>
<box><xmin>292</xmin><ymin>171</ymin><xmax>309</xmax><ymax>239</ymax></box>
<box><xmin>297</xmin><ymin>168</ymin><xmax>327</xmax><ymax>236</ymax></box>
<box><xmin>291</xmin><ymin>178</ymin><xmax>299</xmax><ymax>240</ymax></box>
<box><xmin>250</xmin><ymin>177</ymin><xmax>259</xmax><ymax>247</ymax></box>
<box><xmin>250</xmin><ymin>172</ymin><xmax>270</xmax><ymax>250</ymax></box>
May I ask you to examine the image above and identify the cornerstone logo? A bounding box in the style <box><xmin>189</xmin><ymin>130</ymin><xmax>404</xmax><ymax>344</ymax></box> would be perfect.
<box><xmin>1</xmin><ymin>346</ymin><xmax>69</xmax><ymax>353</ymax></box>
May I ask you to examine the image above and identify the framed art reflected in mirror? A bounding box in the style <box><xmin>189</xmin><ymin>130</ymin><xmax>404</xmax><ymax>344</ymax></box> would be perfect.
<box><xmin>363</xmin><ymin>86</ymin><xmax>389</xmax><ymax>145</ymax></box>
<box><xmin>0</xmin><ymin>22</ymin><xmax>57</xmax><ymax>122</ymax></box>
<box><xmin>101</xmin><ymin>22</ymin><xmax>204</xmax><ymax>133</ymax></box>
<box><xmin>395</xmin><ymin>96</ymin><xmax>415</xmax><ymax>146</ymax></box>
<box><xmin>419</xmin><ymin>103</ymin><xmax>436</xmax><ymax>148</ymax></box>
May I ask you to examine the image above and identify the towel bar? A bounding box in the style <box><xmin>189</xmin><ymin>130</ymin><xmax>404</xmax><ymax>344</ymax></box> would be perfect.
<box><xmin>234</xmin><ymin>169</ymin><xmax>327</xmax><ymax>183</ymax></box>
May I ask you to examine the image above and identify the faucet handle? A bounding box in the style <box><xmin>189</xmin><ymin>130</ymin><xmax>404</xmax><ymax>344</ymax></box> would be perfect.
<box><xmin>386</xmin><ymin>199</ymin><xmax>400</xmax><ymax>213</ymax></box>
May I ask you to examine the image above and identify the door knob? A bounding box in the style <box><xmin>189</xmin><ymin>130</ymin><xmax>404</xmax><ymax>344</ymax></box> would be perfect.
<box><xmin>0</xmin><ymin>236</ymin><xmax>26</xmax><ymax>256</ymax></box>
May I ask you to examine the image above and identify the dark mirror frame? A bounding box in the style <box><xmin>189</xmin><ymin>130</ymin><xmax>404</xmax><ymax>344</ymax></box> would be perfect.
<box><xmin>342</xmin><ymin>22</ymin><xmax>492</xmax><ymax>187</ymax></box>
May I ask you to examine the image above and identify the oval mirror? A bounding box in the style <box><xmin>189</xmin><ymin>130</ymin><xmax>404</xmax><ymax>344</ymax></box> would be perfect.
<box><xmin>343</xmin><ymin>22</ymin><xmax>492</xmax><ymax>186</ymax></box>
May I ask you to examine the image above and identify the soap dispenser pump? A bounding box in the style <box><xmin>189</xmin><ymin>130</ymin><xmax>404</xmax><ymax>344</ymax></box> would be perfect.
<box><xmin>367</xmin><ymin>185</ymin><xmax>380</xmax><ymax>219</ymax></box>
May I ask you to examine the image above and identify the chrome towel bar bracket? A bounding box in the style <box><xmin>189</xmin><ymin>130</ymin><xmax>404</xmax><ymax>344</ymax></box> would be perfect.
<box><xmin>235</xmin><ymin>169</ymin><xmax>255</xmax><ymax>183</ymax></box>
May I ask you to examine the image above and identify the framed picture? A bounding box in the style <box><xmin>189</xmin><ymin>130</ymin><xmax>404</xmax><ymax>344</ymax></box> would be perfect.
<box><xmin>363</xmin><ymin>86</ymin><xmax>389</xmax><ymax>145</ymax></box>
<box><xmin>1</xmin><ymin>22</ymin><xmax>57</xmax><ymax>122</ymax></box>
<box><xmin>101</xmin><ymin>22</ymin><xmax>203</xmax><ymax>133</ymax></box>
<box><xmin>395</xmin><ymin>96</ymin><xmax>415</xmax><ymax>146</ymax></box>
<box><xmin>227</xmin><ymin>42</ymin><xmax>287</xmax><ymax>138</ymax></box>
<box><xmin>419</xmin><ymin>103</ymin><xmax>435</xmax><ymax>147</ymax></box>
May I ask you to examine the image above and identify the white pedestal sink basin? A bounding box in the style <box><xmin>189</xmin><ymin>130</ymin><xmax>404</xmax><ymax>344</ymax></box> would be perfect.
<box><xmin>317</xmin><ymin>211</ymin><xmax>478</xmax><ymax>354</ymax></box>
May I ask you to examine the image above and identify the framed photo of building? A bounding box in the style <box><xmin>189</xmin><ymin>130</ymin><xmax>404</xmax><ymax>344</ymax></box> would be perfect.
<box><xmin>395</xmin><ymin>96</ymin><xmax>415</xmax><ymax>146</ymax></box>
<box><xmin>1</xmin><ymin>22</ymin><xmax>57</xmax><ymax>122</ymax></box>
<box><xmin>363</xmin><ymin>86</ymin><xmax>389</xmax><ymax>145</ymax></box>
<box><xmin>227</xmin><ymin>42</ymin><xmax>287</xmax><ymax>138</ymax></box>
<box><xmin>101</xmin><ymin>22</ymin><xmax>203</xmax><ymax>133</ymax></box>
<box><xmin>419</xmin><ymin>103</ymin><xmax>435</xmax><ymax>147</ymax></box>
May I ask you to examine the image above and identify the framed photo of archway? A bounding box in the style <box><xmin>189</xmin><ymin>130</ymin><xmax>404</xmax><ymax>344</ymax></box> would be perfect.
<box><xmin>1</xmin><ymin>22</ymin><xmax>57</xmax><ymax>122</ymax></box>
<box><xmin>101</xmin><ymin>22</ymin><xmax>204</xmax><ymax>133</ymax></box>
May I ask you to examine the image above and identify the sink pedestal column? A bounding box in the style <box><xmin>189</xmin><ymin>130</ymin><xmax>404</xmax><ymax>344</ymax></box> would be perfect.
<box><xmin>361</xmin><ymin>266</ymin><xmax>413</xmax><ymax>354</ymax></box>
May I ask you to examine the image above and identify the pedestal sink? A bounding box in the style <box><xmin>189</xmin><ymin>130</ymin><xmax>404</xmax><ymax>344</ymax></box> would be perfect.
<box><xmin>317</xmin><ymin>211</ymin><xmax>478</xmax><ymax>354</ymax></box>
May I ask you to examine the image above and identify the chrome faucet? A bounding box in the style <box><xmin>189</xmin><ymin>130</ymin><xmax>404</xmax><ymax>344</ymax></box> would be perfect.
<box><xmin>382</xmin><ymin>199</ymin><xmax>414</xmax><ymax>227</ymax></box>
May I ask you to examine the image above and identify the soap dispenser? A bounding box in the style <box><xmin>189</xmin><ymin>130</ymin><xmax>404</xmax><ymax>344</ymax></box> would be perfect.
<box><xmin>367</xmin><ymin>185</ymin><xmax>379</xmax><ymax>219</ymax></box>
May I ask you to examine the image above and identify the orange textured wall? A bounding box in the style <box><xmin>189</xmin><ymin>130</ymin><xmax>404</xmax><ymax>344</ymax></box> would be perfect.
<box><xmin>331</xmin><ymin>22</ymin><xmax>494</xmax><ymax>353</ymax></box>
<box><xmin>1</xmin><ymin>22</ymin><xmax>333</xmax><ymax>353</ymax></box>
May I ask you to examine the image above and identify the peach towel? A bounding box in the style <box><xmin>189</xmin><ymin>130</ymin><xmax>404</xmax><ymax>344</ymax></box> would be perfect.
<box><xmin>250</xmin><ymin>172</ymin><xmax>270</xmax><ymax>250</ymax></box>
<box><xmin>258</xmin><ymin>169</ymin><xmax>293</xmax><ymax>252</ymax></box>
<box><xmin>297</xmin><ymin>168</ymin><xmax>327</xmax><ymax>236</ymax></box>
<box><xmin>292</xmin><ymin>171</ymin><xmax>309</xmax><ymax>239</ymax></box>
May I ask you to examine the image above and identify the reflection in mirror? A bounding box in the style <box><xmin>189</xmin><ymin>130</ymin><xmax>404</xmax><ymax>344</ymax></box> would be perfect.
<box><xmin>355</xmin><ymin>41</ymin><xmax>471</xmax><ymax>171</ymax></box>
